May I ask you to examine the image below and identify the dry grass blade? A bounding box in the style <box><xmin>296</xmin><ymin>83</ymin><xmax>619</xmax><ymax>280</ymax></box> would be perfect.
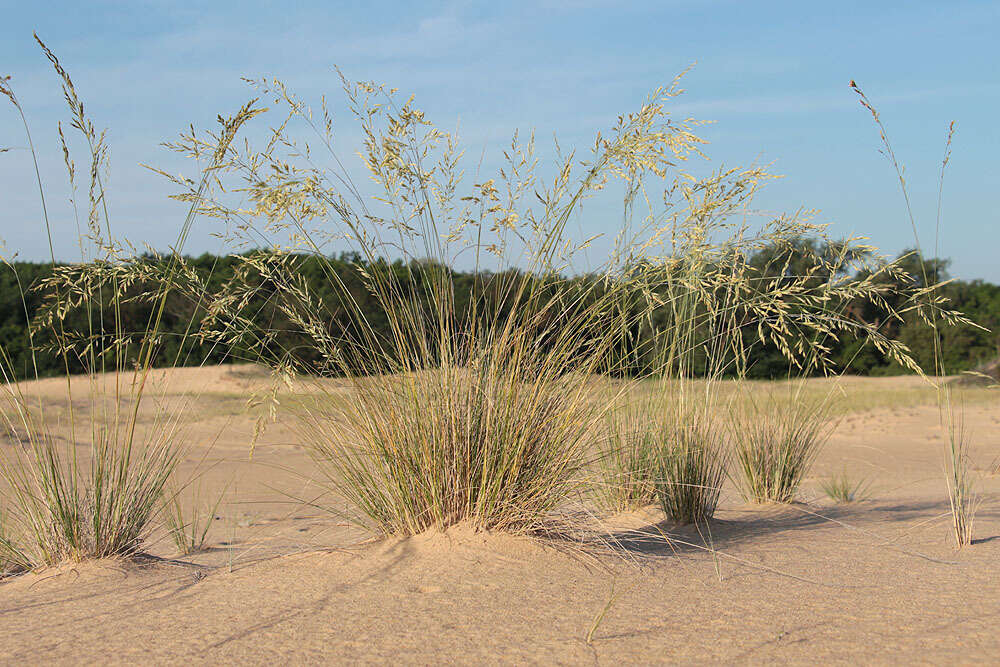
<box><xmin>586</xmin><ymin>579</ymin><xmax>619</xmax><ymax>645</ymax></box>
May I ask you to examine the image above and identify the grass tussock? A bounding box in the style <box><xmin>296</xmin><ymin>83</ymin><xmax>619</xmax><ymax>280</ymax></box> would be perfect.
<box><xmin>302</xmin><ymin>359</ymin><xmax>603</xmax><ymax>535</ymax></box>
<box><xmin>652</xmin><ymin>408</ymin><xmax>727</xmax><ymax>525</ymax></box>
<box><xmin>0</xmin><ymin>399</ymin><xmax>182</xmax><ymax>567</ymax></box>
<box><xmin>731</xmin><ymin>395</ymin><xmax>833</xmax><ymax>504</ymax></box>
<box><xmin>0</xmin><ymin>37</ymin><xmax>252</xmax><ymax>568</ymax></box>
<box><xmin>597</xmin><ymin>401</ymin><xmax>661</xmax><ymax>513</ymax></box>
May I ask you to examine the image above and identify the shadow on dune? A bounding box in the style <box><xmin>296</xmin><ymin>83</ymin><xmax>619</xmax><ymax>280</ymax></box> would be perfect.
<box><xmin>596</xmin><ymin>504</ymin><xmax>858</xmax><ymax>559</ymax></box>
<box><xmin>581</xmin><ymin>495</ymin><xmax>993</xmax><ymax>561</ymax></box>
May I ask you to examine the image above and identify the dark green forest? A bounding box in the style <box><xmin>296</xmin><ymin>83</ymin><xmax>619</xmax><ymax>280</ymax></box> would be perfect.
<box><xmin>2</xmin><ymin>243</ymin><xmax>998</xmax><ymax>381</ymax></box>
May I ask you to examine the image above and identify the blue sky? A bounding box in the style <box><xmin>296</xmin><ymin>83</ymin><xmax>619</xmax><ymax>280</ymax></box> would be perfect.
<box><xmin>2</xmin><ymin>1</ymin><xmax>998</xmax><ymax>279</ymax></box>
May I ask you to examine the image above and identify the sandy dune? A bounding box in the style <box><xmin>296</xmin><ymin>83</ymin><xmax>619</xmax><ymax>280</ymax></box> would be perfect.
<box><xmin>1</xmin><ymin>367</ymin><xmax>998</xmax><ymax>664</ymax></box>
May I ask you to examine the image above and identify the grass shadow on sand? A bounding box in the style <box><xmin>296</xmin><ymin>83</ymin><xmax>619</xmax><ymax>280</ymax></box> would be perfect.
<box><xmin>584</xmin><ymin>496</ymin><xmax>999</xmax><ymax>565</ymax></box>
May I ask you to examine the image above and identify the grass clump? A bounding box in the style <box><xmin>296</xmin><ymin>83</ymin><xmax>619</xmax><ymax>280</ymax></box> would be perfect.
<box><xmin>731</xmin><ymin>396</ymin><xmax>833</xmax><ymax>504</ymax></box>
<box><xmin>0</xmin><ymin>397</ymin><xmax>182</xmax><ymax>567</ymax></box>
<box><xmin>597</xmin><ymin>401</ymin><xmax>661</xmax><ymax>512</ymax></box>
<box><xmin>820</xmin><ymin>472</ymin><xmax>872</xmax><ymax>503</ymax></box>
<box><xmin>943</xmin><ymin>409</ymin><xmax>977</xmax><ymax>546</ymax></box>
<box><xmin>303</xmin><ymin>358</ymin><xmax>601</xmax><ymax>534</ymax></box>
<box><xmin>0</xmin><ymin>38</ymin><xmax>253</xmax><ymax>568</ymax></box>
<box><xmin>652</xmin><ymin>410</ymin><xmax>727</xmax><ymax>524</ymax></box>
<box><xmin>599</xmin><ymin>400</ymin><xmax>726</xmax><ymax>525</ymax></box>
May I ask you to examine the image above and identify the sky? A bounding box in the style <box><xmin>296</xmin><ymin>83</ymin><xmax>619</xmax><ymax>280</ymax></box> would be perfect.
<box><xmin>2</xmin><ymin>1</ymin><xmax>998</xmax><ymax>280</ymax></box>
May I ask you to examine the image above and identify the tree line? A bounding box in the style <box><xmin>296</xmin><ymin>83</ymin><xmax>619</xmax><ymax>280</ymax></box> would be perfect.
<box><xmin>1</xmin><ymin>241</ymin><xmax>997</xmax><ymax>381</ymax></box>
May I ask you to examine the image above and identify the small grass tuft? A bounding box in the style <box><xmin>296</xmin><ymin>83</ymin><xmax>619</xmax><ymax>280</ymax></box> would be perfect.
<box><xmin>0</xmin><ymin>407</ymin><xmax>182</xmax><ymax>568</ymax></box>
<box><xmin>598</xmin><ymin>401</ymin><xmax>727</xmax><ymax>525</ymax></box>
<box><xmin>944</xmin><ymin>413</ymin><xmax>977</xmax><ymax>547</ymax></box>
<box><xmin>820</xmin><ymin>472</ymin><xmax>872</xmax><ymax>503</ymax></box>
<box><xmin>163</xmin><ymin>483</ymin><xmax>228</xmax><ymax>555</ymax></box>
<box><xmin>596</xmin><ymin>402</ymin><xmax>661</xmax><ymax>513</ymax></box>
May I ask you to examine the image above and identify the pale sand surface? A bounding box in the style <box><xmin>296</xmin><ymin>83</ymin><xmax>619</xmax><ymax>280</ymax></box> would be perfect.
<box><xmin>1</xmin><ymin>367</ymin><xmax>998</xmax><ymax>664</ymax></box>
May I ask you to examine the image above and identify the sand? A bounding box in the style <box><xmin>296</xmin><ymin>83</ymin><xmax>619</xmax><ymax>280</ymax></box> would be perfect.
<box><xmin>1</xmin><ymin>367</ymin><xmax>998</xmax><ymax>664</ymax></box>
